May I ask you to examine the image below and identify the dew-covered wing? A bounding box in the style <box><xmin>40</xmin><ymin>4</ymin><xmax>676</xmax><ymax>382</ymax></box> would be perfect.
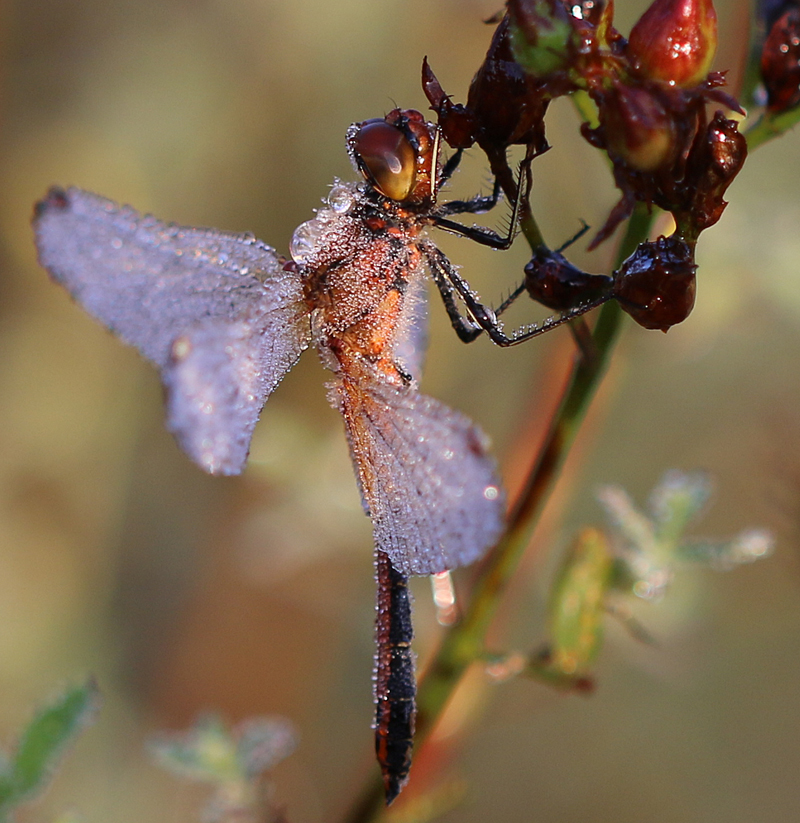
<box><xmin>163</xmin><ymin>311</ymin><xmax>310</xmax><ymax>474</ymax></box>
<box><xmin>33</xmin><ymin>186</ymin><xmax>311</xmax><ymax>474</ymax></box>
<box><xmin>332</xmin><ymin>370</ymin><xmax>505</xmax><ymax>576</ymax></box>
<box><xmin>390</xmin><ymin>271</ymin><xmax>428</xmax><ymax>386</ymax></box>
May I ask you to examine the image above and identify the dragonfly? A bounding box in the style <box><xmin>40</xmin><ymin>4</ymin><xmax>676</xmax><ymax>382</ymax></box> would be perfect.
<box><xmin>33</xmin><ymin>107</ymin><xmax>587</xmax><ymax>803</ymax></box>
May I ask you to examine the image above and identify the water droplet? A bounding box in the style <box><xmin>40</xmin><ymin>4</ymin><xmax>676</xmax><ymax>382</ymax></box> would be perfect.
<box><xmin>328</xmin><ymin>184</ymin><xmax>355</xmax><ymax>213</ymax></box>
<box><xmin>484</xmin><ymin>485</ymin><xmax>499</xmax><ymax>501</ymax></box>
<box><xmin>290</xmin><ymin>219</ymin><xmax>323</xmax><ymax>264</ymax></box>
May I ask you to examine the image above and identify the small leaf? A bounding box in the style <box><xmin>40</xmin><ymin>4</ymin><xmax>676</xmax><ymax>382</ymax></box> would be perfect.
<box><xmin>148</xmin><ymin>715</ymin><xmax>241</xmax><ymax>784</ymax></box>
<box><xmin>1</xmin><ymin>680</ymin><xmax>100</xmax><ymax>813</ymax></box>
<box><xmin>677</xmin><ymin>529</ymin><xmax>775</xmax><ymax>569</ymax></box>
<box><xmin>648</xmin><ymin>470</ymin><xmax>712</xmax><ymax>547</ymax></box>
<box><xmin>596</xmin><ymin>484</ymin><xmax>657</xmax><ymax>556</ymax></box>
<box><xmin>547</xmin><ymin>528</ymin><xmax>614</xmax><ymax>675</ymax></box>
<box><xmin>235</xmin><ymin>717</ymin><xmax>296</xmax><ymax>778</ymax></box>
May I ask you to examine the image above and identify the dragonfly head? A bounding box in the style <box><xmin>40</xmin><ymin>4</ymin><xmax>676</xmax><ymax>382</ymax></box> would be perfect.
<box><xmin>348</xmin><ymin>109</ymin><xmax>440</xmax><ymax>209</ymax></box>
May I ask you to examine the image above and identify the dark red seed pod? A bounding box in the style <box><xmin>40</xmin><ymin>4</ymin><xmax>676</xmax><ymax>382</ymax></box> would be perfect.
<box><xmin>614</xmin><ymin>235</ymin><xmax>697</xmax><ymax>331</ymax></box>
<box><xmin>524</xmin><ymin>248</ymin><xmax>613</xmax><ymax>311</ymax></box>
<box><xmin>681</xmin><ymin>111</ymin><xmax>747</xmax><ymax>235</ymax></box>
<box><xmin>464</xmin><ymin>14</ymin><xmax>551</xmax><ymax>152</ymax></box>
<box><xmin>423</xmin><ymin>14</ymin><xmax>550</xmax><ymax>157</ymax></box>
<box><xmin>760</xmin><ymin>7</ymin><xmax>800</xmax><ymax>113</ymax></box>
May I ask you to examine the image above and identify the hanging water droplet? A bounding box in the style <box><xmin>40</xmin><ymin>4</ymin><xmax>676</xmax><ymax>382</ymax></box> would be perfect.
<box><xmin>290</xmin><ymin>219</ymin><xmax>323</xmax><ymax>264</ymax></box>
<box><xmin>328</xmin><ymin>184</ymin><xmax>355</xmax><ymax>214</ymax></box>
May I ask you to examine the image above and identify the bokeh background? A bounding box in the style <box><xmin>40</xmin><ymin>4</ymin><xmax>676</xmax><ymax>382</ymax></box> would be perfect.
<box><xmin>1</xmin><ymin>0</ymin><xmax>800</xmax><ymax>820</ymax></box>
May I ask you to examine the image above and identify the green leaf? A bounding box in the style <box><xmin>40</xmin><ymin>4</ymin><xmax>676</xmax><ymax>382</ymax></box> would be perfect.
<box><xmin>648</xmin><ymin>470</ymin><xmax>712</xmax><ymax>548</ymax></box>
<box><xmin>677</xmin><ymin>529</ymin><xmax>774</xmax><ymax>569</ymax></box>
<box><xmin>547</xmin><ymin>528</ymin><xmax>614</xmax><ymax>675</ymax></box>
<box><xmin>149</xmin><ymin>715</ymin><xmax>241</xmax><ymax>784</ymax></box>
<box><xmin>235</xmin><ymin>717</ymin><xmax>296</xmax><ymax>778</ymax></box>
<box><xmin>745</xmin><ymin>102</ymin><xmax>800</xmax><ymax>150</ymax></box>
<box><xmin>0</xmin><ymin>679</ymin><xmax>100</xmax><ymax>814</ymax></box>
<box><xmin>596</xmin><ymin>484</ymin><xmax>657</xmax><ymax>556</ymax></box>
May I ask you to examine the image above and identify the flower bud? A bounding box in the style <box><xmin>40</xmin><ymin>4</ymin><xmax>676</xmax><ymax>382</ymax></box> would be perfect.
<box><xmin>614</xmin><ymin>235</ymin><xmax>697</xmax><ymax>331</ymax></box>
<box><xmin>509</xmin><ymin>0</ymin><xmax>577</xmax><ymax>77</ymax></box>
<box><xmin>628</xmin><ymin>0</ymin><xmax>718</xmax><ymax>87</ymax></box>
<box><xmin>600</xmin><ymin>82</ymin><xmax>676</xmax><ymax>171</ymax></box>
<box><xmin>760</xmin><ymin>7</ymin><xmax>800</xmax><ymax>113</ymax></box>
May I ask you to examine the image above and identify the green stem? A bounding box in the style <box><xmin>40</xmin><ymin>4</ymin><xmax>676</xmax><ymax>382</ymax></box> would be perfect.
<box><xmin>744</xmin><ymin>106</ymin><xmax>800</xmax><ymax>151</ymax></box>
<box><xmin>342</xmin><ymin>204</ymin><xmax>653</xmax><ymax>823</ymax></box>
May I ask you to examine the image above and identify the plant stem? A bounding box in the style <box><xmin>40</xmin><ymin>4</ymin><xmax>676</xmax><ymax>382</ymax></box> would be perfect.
<box><xmin>744</xmin><ymin>106</ymin><xmax>800</xmax><ymax>150</ymax></box>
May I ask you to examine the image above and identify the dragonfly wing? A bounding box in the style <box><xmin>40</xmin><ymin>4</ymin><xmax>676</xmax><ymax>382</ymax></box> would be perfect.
<box><xmin>390</xmin><ymin>271</ymin><xmax>428</xmax><ymax>386</ymax></box>
<box><xmin>34</xmin><ymin>186</ymin><xmax>311</xmax><ymax>474</ymax></box>
<box><xmin>163</xmin><ymin>310</ymin><xmax>307</xmax><ymax>474</ymax></box>
<box><xmin>333</xmin><ymin>370</ymin><xmax>505</xmax><ymax>576</ymax></box>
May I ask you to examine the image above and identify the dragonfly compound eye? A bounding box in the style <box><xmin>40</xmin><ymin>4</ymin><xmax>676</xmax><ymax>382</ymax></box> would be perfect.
<box><xmin>352</xmin><ymin>120</ymin><xmax>417</xmax><ymax>202</ymax></box>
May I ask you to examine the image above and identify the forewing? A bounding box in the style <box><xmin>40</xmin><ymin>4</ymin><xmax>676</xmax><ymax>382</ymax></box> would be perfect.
<box><xmin>34</xmin><ymin>187</ymin><xmax>302</xmax><ymax>366</ymax></box>
<box><xmin>34</xmin><ymin>186</ymin><xmax>311</xmax><ymax>474</ymax></box>
<box><xmin>333</xmin><ymin>372</ymin><xmax>505</xmax><ymax>576</ymax></box>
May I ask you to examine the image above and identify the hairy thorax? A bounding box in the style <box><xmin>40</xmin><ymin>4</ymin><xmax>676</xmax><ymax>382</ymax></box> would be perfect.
<box><xmin>290</xmin><ymin>182</ymin><xmax>427</xmax><ymax>384</ymax></box>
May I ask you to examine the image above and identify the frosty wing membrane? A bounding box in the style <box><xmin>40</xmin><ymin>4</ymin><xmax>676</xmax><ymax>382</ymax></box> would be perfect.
<box><xmin>34</xmin><ymin>187</ymin><xmax>312</xmax><ymax>474</ymax></box>
<box><xmin>333</xmin><ymin>370</ymin><xmax>506</xmax><ymax>576</ymax></box>
<box><xmin>33</xmin><ymin>186</ymin><xmax>308</xmax><ymax>368</ymax></box>
<box><xmin>390</xmin><ymin>272</ymin><xmax>429</xmax><ymax>386</ymax></box>
<box><xmin>164</xmin><ymin>310</ymin><xmax>310</xmax><ymax>475</ymax></box>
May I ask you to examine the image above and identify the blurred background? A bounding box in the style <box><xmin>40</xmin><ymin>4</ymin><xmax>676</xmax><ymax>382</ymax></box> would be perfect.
<box><xmin>1</xmin><ymin>0</ymin><xmax>800</xmax><ymax>820</ymax></box>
